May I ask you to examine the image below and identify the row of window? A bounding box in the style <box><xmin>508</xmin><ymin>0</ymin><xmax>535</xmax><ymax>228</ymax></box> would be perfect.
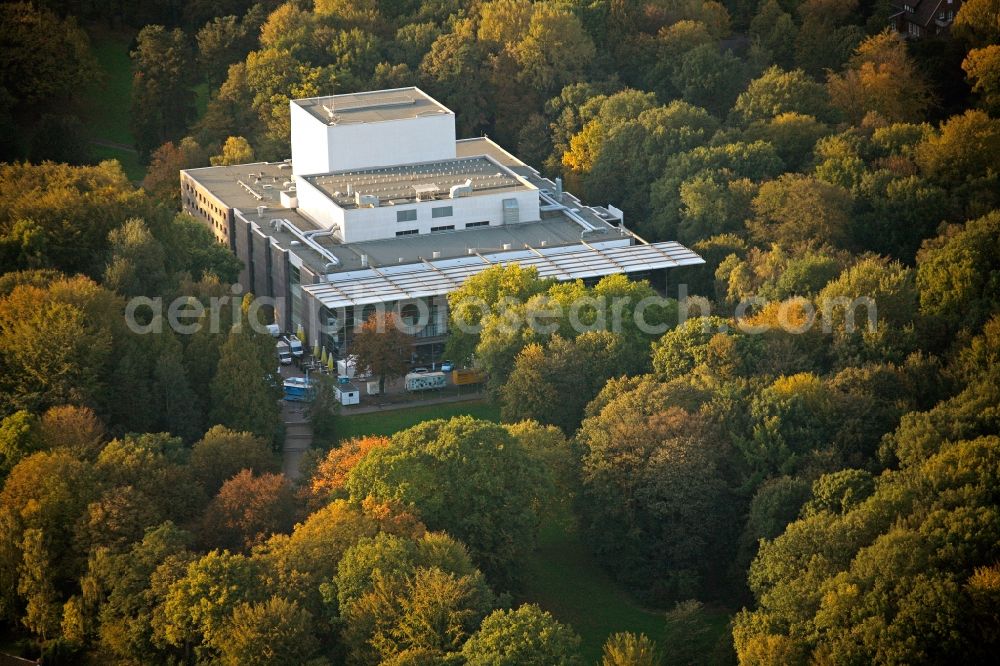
<box><xmin>394</xmin><ymin>220</ymin><xmax>490</xmax><ymax>237</ymax></box>
<box><xmin>396</xmin><ymin>206</ymin><xmax>453</xmax><ymax>223</ymax></box>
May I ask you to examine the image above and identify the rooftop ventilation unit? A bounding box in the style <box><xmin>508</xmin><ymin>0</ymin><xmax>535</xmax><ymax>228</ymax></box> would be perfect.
<box><xmin>449</xmin><ymin>179</ymin><xmax>473</xmax><ymax>199</ymax></box>
<box><xmin>432</xmin><ymin>251</ymin><xmax>441</xmax><ymax>259</ymax></box>
<box><xmin>355</xmin><ymin>192</ymin><xmax>379</xmax><ymax>208</ymax></box>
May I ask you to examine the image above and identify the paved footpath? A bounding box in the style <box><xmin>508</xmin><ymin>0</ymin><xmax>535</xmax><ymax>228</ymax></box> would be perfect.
<box><xmin>281</xmin><ymin>400</ymin><xmax>312</xmax><ymax>481</ymax></box>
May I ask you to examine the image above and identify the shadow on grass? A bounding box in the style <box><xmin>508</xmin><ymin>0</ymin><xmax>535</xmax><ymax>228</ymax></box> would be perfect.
<box><xmin>519</xmin><ymin>509</ymin><xmax>733</xmax><ymax>664</ymax></box>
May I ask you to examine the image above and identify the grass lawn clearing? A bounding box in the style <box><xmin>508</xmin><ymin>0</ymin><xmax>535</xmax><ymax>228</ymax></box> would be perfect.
<box><xmin>81</xmin><ymin>27</ymin><xmax>146</xmax><ymax>180</ymax></box>
<box><xmin>520</xmin><ymin>511</ymin><xmax>733</xmax><ymax>663</ymax></box>
<box><xmin>333</xmin><ymin>400</ymin><xmax>501</xmax><ymax>442</ymax></box>
<box><xmin>83</xmin><ymin>27</ymin><xmax>135</xmax><ymax>147</ymax></box>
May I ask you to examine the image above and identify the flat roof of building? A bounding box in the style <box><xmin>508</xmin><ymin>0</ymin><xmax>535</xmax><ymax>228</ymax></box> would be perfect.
<box><xmin>292</xmin><ymin>87</ymin><xmax>452</xmax><ymax>126</ymax></box>
<box><xmin>303</xmin><ymin>239</ymin><xmax>705</xmax><ymax>310</ymax></box>
<box><xmin>305</xmin><ymin>155</ymin><xmax>530</xmax><ymax>208</ymax></box>
<box><xmin>238</xmin><ymin>205</ymin><xmax>625</xmax><ymax>276</ymax></box>
<box><xmin>184</xmin><ymin>160</ymin><xmax>294</xmax><ymax>211</ymax></box>
<box><xmin>183</xmin><ymin>136</ymin><xmax>650</xmax><ymax>278</ymax></box>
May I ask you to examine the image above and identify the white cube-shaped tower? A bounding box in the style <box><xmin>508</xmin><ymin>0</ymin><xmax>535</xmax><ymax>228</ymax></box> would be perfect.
<box><xmin>290</xmin><ymin>88</ymin><xmax>457</xmax><ymax>176</ymax></box>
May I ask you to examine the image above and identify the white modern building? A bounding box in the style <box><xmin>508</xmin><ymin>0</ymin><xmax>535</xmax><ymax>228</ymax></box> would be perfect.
<box><xmin>181</xmin><ymin>87</ymin><xmax>704</xmax><ymax>363</ymax></box>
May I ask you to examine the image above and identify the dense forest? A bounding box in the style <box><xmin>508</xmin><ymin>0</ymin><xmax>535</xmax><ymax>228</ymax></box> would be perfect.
<box><xmin>2</xmin><ymin>0</ymin><xmax>1000</xmax><ymax>664</ymax></box>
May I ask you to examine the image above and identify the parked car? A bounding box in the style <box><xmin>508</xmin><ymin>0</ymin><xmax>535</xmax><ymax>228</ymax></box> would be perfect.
<box><xmin>276</xmin><ymin>341</ymin><xmax>292</xmax><ymax>365</ymax></box>
<box><xmin>411</xmin><ymin>367</ymin><xmax>429</xmax><ymax>374</ymax></box>
<box><xmin>283</xmin><ymin>334</ymin><xmax>304</xmax><ymax>357</ymax></box>
<box><xmin>440</xmin><ymin>360</ymin><xmax>454</xmax><ymax>372</ymax></box>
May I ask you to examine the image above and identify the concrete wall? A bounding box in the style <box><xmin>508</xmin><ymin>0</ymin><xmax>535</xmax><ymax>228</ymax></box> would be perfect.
<box><xmin>269</xmin><ymin>241</ymin><xmax>291</xmax><ymax>331</ymax></box>
<box><xmin>180</xmin><ymin>172</ymin><xmax>234</xmax><ymax>248</ymax></box>
<box><xmin>293</xmin><ymin>175</ymin><xmax>346</xmax><ymax>233</ymax></box>
<box><xmin>251</xmin><ymin>226</ymin><xmax>270</xmax><ymax>300</ymax></box>
<box><xmin>290</xmin><ymin>104</ymin><xmax>456</xmax><ymax>176</ymax></box>
<box><xmin>232</xmin><ymin>210</ymin><xmax>253</xmax><ymax>291</ymax></box>
<box><xmin>338</xmin><ymin>189</ymin><xmax>541</xmax><ymax>243</ymax></box>
<box><xmin>290</xmin><ymin>102</ymin><xmax>332</xmax><ymax>177</ymax></box>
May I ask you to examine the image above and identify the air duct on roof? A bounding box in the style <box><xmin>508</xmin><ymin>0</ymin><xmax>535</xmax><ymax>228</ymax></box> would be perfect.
<box><xmin>449</xmin><ymin>179</ymin><xmax>473</xmax><ymax>199</ymax></box>
<box><xmin>270</xmin><ymin>217</ymin><xmax>340</xmax><ymax>268</ymax></box>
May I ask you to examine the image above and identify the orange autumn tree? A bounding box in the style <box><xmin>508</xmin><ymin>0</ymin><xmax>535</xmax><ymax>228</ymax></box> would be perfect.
<box><xmin>307</xmin><ymin>436</ymin><xmax>390</xmax><ymax>507</ymax></box>
<box><xmin>350</xmin><ymin>312</ymin><xmax>413</xmax><ymax>394</ymax></box>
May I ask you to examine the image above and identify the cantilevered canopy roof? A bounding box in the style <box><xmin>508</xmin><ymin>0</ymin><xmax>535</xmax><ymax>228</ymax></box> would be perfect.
<box><xmin>302</xmin><ymin>240</ymin><xmax>704</xmax><ymax>310</ymax></box>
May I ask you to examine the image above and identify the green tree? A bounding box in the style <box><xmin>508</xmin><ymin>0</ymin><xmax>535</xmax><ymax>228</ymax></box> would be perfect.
<box><xmin>0</xmin><ymin>161</ymin><xmax>165</xmax><ymax>277</ymax></box>
<box><xmin>750</xmin><ymin>0</ymin><xmax>797</xmax><ymax>67</ymax></box>
<box><xmin>159</xmin><ymin>215</ymin><xmax>243</xmax><ymax>283</ymax></box>
<box><xmin>215</xmin><ymin>596</ymin><xmax>324</xmax><ymax>666</ymax></box>
<box><xmin>584</xmin><ymin>101</ymin><xmax>719</xmax><ymax>223</ymax></box>
<box><xmin>254</xmin><ymin>499</ymin><xmax>385</xmax><ymax>623</ymax></box>
<box><xmin>601</xmin><ymin>632</ymin><xmax>661</xmax><ymax>666</ymax></box>
<box><xmin>94</xmin><ymin>433</ymin><xmax>207</xmax><ymax>529</ymax></box>
<box><xmin>104</xmin><ymin>218</ymin><xmax>168</xmax><ymax>298</ymax></box>
<box><xmin>91</xmin><ymin>522</ymin><xmax>194</xmax><ymax>662</ymax></box>
<box><xmin>18</xmin><ymin>528</ymin><xmax>61</xmax><ymax>639</ymax></box>
<box><xmin>189</xmin><ymin>425</ymin><xmax>279</xmax><ymax>497</ymax></box>
<box><xmin>652</xmin><ymin>316</ymin><xmax>734</xmax><ymax>381</ymax></box>
<box><xmin>650</xmin><ymin>140</ymin><xmax>785</xmax><ymax>239</ymax></box>
<box><xmin>197</xmin><ymin>14</ymin><xmax>255</xmax><ymax>89</ymax></box>
<box><xmin>738</xmin><ymin>476</ymin><xmax>811</xmax><ymax>567</ymax></box>
<box><xmin>578</xmin><ymin>379</ymin><xmax>738</xmax><ymax>600</ymax></box>
<box><xmin>462</xmin><ymin>603</ymin><xmax>582</xmax><ymax>665</ymax></box>
<box><xmin>210</xmin><ymin>136</ymin><xmax>255</xmax><ymax>166</ymax></box>
<box><xmin>158</xmin><ymin>550</ymin><xmax>266</xmax><ymax>658</ymax></box>
<box><xmin>336</xmin><ymin>531</ymin><xmax>493</xmax><ymax>663</ymax></box>
<box><xmin>734</xmin><ymin>435</ymin><xmax>1000</xmax><ymax>663</ymax></box>
<box><xmin>446</xmin><ymin>263</ymin><xmax>551</xmax><ymax>366</ymax></box>
<box><xmin>953</xmin><ymin>0</ymin><xmax>1000</xmax><ymax>45</ymax></box>
<box><xmin>916</xmin><ymin>210</ymin><xmax>1000</xmax><ymax>333</ymax></box>
<box><xmin>0</xmin><ymin>410</ymin><xmax>39</xmax><ymax>477</ymax></box>
<box><xmin>0</xmin><ymin>451</ymin><xmax>98</xmax><ymax>627</ymax></box>
<box><xmin>511</xmin><ymin>2</ymin><xmax>596</xmax><ymax>100</ymax></box>
<box><xmin>347</xmin><ymin>417</ymin><xmax>548</xmax><ymax>583</ymax></box>
<box><xmin>963</xmin><ymin>45</ymin><xmax>1000</xmax><ymax>115</ymax></box>
<box><xmin>678</xmin><ymin>174</ymin><xmax>757</xmax><ymax>243</ymax></box>
<box><xmin>130</xmin><ymin>25</ymin><xmax>198</xmax><ymax>157</ymax></box>
<box><xmin>742</xmin><ymin>112</ymin><xmax>830</xmax><ymax>171</ymax></box>
<box><xmin>420</xmin><ymin>19</ymin><xmax>494</xmax><ymax>136</ymax></box>
<box><xmin>210</xmin><ymin>326</ymin><xmax>282</xmax><ymax>444</ymax></box>
<box><xmin>501</xmin><ymin>331</ymin><xmax>628</xmax><ymax>434</ymax></box>
<box><xmin>0</xmin><ymin>277</ymin><xmax>115</xmax><ymax>415</ymax></box>
<box><xmin>152</xmin><ymin>334</ymin><xmax>202</xmax><ymax>443</ymax></box>
<box><xmin>671</xmin><ymin>44</ymin><xmax>748</xmax><ymax>116</ymax></box>
<box><xmin>748</xmin><ymin>174</ymin><xmax>854</xmax><ymax>248</ymax></box>
<box><xmin>0</xmin><ymin>2</ymin><xmax>98</xmax><ymax>117</ymax></box>
<box><xmin>915</xmin><ymin>110</ymin><xmax>1000</xmax><ymax>217</ymax></box>
<box><xmin>793</xmin><ymin>0</ymin><xmax>865</xmax><ymax>77</ymax></box>
<box><xmin>28</xmin><ymin>114</ymin><xmax>91</xmax><ymax>165</ymax></box>
<box><xmin>562</xmin><ymin>89</ymin><xmax>658</xmax><ymax>175</ymax></box>
<box><xmin>731</xmin><ymin>66</ymin><xmax>833</xmax><ymax>125</ymax></box>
